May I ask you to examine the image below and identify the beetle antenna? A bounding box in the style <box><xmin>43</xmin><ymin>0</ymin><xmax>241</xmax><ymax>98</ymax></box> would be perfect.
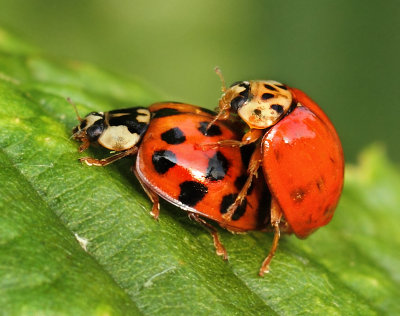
<box><xmin>67</xmin><ymin>97</ymin><xmax>83</xmax><ymax>122</ymax></box>
<box><xmin>214</xmin><ymin>66</ymin><xmax>227</xmax><ymax>93</ymax></box>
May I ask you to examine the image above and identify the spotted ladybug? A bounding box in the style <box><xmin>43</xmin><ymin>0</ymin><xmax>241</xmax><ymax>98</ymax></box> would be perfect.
<box><xmin>72</xmin><ymin>102</ymin><xmax>271</xmax><ymax>261</ymax></box>
<box><xmin>206</xmin><ymin>69</ymin><xmax>345</xmax><ymax>275</ymax></box>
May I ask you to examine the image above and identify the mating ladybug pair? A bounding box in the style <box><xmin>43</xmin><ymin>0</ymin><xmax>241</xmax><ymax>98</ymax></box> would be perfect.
<box><xmin>72</xmin><ymin>71</ymin><xmax>344</xmax><ymax>276</ymax></box>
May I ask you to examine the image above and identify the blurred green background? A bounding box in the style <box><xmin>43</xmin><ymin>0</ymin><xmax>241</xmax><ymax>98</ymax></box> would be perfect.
<box><xmin>0</xmin><ymin>0</ymin><xmax>398</xmax><ymax>162</ymax></box>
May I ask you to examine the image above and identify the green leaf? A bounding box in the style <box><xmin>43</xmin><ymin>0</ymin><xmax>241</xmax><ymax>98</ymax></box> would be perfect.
<box><xmin>0</xmin><ymin>28</ymin><xmax>399</xmax><ymax>315</ymax></box>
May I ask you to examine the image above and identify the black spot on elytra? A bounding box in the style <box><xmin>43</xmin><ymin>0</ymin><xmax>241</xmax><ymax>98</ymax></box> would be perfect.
<box><xmin>262</xmin><ymin>93</ymin><xmax>274</xmax><ymax>100</ymax></box>
<box><xmin>271</xmin><ymin>104</ymin><xmax>284</xmax><ymax>114</ymax></box>
<box><xmin>152</xmin><ymin>108</ymin><xmax>183</xmax><ymax>118</ymax></box>
<box><xmin>219</xmin><ymin>194</ymin><xmax>247</xmax><ymax>220</ymax></box>
<box><xmin>152</xmin><ymin>150</ymin><xmax>177</xmax><ymax>174</ymax></box>
<box><xmin>234</xmin><ymin>174</ymin><xmax>247</xmax><ymax>191</ymax></box>
<box><xmin>290</xmin><ymin>188</ymin><xmax>306</xmax><ymax>203</ymax></box>
<box><xmin>179</xmin><ymin>181</ymin><xmax>208</xmax><ymax>206</ymax></box>
<box><xmin>234</xmin><ymin>174</ymin><xmax>255</xmax><ymax>195</ymax></box>
<box><xmin>205</xmin><ymin>152</ymin><xmax>229</xmax><ymax>181</ymax></box>
<box><xmin>198</xmin><ymin>121</ymin><xmax>222</xmax><ymax>136</ymax></box>
<box><xmin>161</xmin><ymin>127</ymin><xmax>186</xmax><ymax>145</ymax></box>
<box><xmin>86</xmin><ymin>119</ymin><xmax>105</xmax><ymax>142</ymax></box>
<box><xmin>264</xmin><ymin>84</ymin><xmax>277</xmax><ymax>91</ymax></box>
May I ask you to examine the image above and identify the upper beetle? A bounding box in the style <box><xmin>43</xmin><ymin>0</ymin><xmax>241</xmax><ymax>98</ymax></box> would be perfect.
<box><xmin>206</xmin><ymin>69</ymin><xmax>344</xmax><ymax>275</ymax></box>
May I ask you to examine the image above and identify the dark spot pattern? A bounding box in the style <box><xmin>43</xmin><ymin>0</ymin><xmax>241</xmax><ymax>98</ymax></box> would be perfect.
<box><xmin>198</xmin><ymin>121</ymin><xmax>222</xmax><ymax>136</ymax></box>
<box><xmin>108</xmin><ymin>107</ymin><xmax>149</xmax><ymax>136</ymax></box>
<box><xmin>205</xmin><ymin>152</ymin><xmax>229</xmax><ymax>181</ymax></box>
<box><xmin>79</xmin><ymin>120</ymin><xmax>87</xmax><ymax>130</ymax></box>
<box><xmin>152</xmin><ymin>108</ymin><xmax>182</xmax><ymax>118</ymax></box>
<box><xmin>261</xmin><ymin>93</ymin><xmax>274</xmax><ymax>100</ymax></box>
<box><xmin>161</xmin><ymin>127</ymin><xmax>186</xmax><ymax>144</ymax></box>
<box><xmin>179</xmin><ymin>181</ymin><xmax>208</xmax><ymax>206</ymax></box>
<box><xmin>276</xmin><ymin>84</ymin><xmax>287</xmax><ymax>90</ymax></box>
<box><xmin>290</xmin><ymin>188</ymin><xmax>306</xmax><ymax>203</ymax></box>
<box><xmin>219</xmin><ymin>194</ymin><xmax>247</xmax><ymax>221</ymax></box>
<box><xmin>234</xmin><ymin>174</ymin><xmax>255</xmax><ymax>195</ymax></box>
<box><xmin>234</xmin><ymin>174</ymin><xmax>247</xmax><ymax>191</ymax></box>
<box><xmin>86</xmin><ymin>120</ymin><xmax>105</xmax><ymax>141</ymax></box>
<box><xmin>264</xmin><ymin>84</ymin><xmax>277</xmax><ymax>91</ymax></box>
<box><xmin>253</xmin><ymin>109</ymin><xmax>262</xmax><ymax>116</ymax></box>
<box><xmin>271</xmin><ymin>104</ymin><xmax>284</xmax><ymax>114</ymax></box>
<box><xmin>152</xmin><ymin>150</ymin><xmax>177</xmax><ymax>174</ymax></box>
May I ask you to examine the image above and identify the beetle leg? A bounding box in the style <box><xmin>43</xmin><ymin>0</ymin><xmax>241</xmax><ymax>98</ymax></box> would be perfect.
<box><xmin>188</xmin><ymin>213</ymin><xmax>228</xmax><ymax>260</ymax></box>
<box><xmin>79</xmin><ymin>146</ymin><xmax>138</xmax><ymax>166</ymax></box>
<box><xmin>259</xmin><ymin>198</ymin><xmax>282</xmax><ymax>276</ymax></box>
<box><xmin>132</xmin><ymin>166</ymin><xmax>160</xmax><ymax>220</ymax></box>
<box><xmin>222</xmin><ymin>144</ymin><xmax>262</xmax><ymax>222</ymax></box>
<box><xmin>200</xmin><ymin>128</ymin><xmax>264</xmax><ymax>150</ymax></box>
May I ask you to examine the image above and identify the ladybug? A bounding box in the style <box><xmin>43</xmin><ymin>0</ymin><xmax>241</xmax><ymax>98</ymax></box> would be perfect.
<box><xmin>206</xmin><ymin>69</ymin><xmax>345</xmax><ymax>275</ymax></box>
<box><xmin>72</xmin><ymin>102</ymin><xmax>271</xmax><ymax>262</ymax></box>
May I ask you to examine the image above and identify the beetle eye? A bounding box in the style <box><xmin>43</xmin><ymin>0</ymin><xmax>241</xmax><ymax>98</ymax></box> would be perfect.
<box><xmin>86</xmin><ymin>121</ymin><xmax>104</xmax><ymax>141</ymax></box>
<box><xmin>230</xmin><ymin>96</ymin><xmax>246</xmax><ymax>111</ymax></box>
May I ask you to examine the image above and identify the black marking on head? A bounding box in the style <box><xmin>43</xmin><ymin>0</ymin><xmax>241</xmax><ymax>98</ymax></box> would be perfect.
<box><xmin>254</xmin><ymin>109</ymin><xmax>262</xmax><ymax>116</ymax></box>
<box><xmin>205</xmin><ymin>151</ymin><xmax>229</xmax><ymax>181</ymax></box>
<box><xmin>152</xmin><ymin>108</ymin><xmax>183</xmax><ymax>118</ymax></box>
<box><xmin>152</xmin><ymin>150</ymin><xmax>177</xmax><ymax>174</ymax></box>
<box><xmin>276</xmin><ymin>84</ymin><xmax>287</xmax><ymax>90</ymax></box>
<box><xmin>261</xmin><ymin>93</ymin><xmax>274</xmax><ymax>100</ymax></box>
<box><xmin>86</xmin><ymin>120</ymin><xmax>105</xmax><ymax>142</ymax></box>
<box><xmin>230</xmin><ymin>82</ymin><xmax>250</xmax><ymax>112</ymax></box>
<box><xmin>231</xmin><ymin>96</ymin><xmax>246</xmax><ymax>112</ymax></box>
<box><xmin>198</xmin><ymin>121</ymin><xmax>222</xmax><ymax>136</ymax></box>
<box><xmin>271</xmin><ymin>104</ymin><xmax>284</xmax><ymax>114</ymax></box>
<box><xmin>219</xmin><ymin>194</ymin><xmax>247</xmax><ymax>221</ymax></box>
<box><xmin>178</xmin><ymin>181</ymin><xmax>208</xmax><ymax>207</ymax></box>
<box><xmin>264</xmin><ymin>84</ymin><xmax>277</xmax><ymax>91</ymax></box>
<box><xmin>161</xmin><ymin>127</ymin><xmax>186</xmax><ymax>145</ymax></box>
<box><xmin>108</xmin><ymin>108</ymin><xmax>149</xmax><ymax>136</ymax></box>
<box><xmin>79</xmin><ymin>120</ymin><xmax>87</xmax><ymax>130</ymax></box>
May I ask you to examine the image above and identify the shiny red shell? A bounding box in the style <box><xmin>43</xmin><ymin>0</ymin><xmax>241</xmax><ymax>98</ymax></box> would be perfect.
<box><xmin>262</xmin><ymin>88</ymin><xmax>344</xmax><ymax>238</ymax></box>
<box><xmin>136</xmin><ymin>103</ymin><xmax>270</xmax><ymax>232</ymax></box>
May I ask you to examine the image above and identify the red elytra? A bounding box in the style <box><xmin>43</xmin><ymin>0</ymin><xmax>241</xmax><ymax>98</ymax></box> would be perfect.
<box><xmin>209</xmin><ymin>77</ymin><xmax>344</xmax><ymax>274</ymax></box>
<box><xmin>136</xmin><ymin>102</ymin><xmax>270</xmax><ymax>232</ymax></box>
<box><xmin>262</xmin><ymin>88</ymin><xmax>344</xmax><ymax>238</ymax></box>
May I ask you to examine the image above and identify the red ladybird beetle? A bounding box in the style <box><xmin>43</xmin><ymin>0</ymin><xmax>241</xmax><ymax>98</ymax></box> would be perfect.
<box><xmin>205</xmin><ymin>69</ymin><xmax>344</xmax><ymax>275</ymax></box>
<box><xmin>71</xmin><ymin>102</ymin><xmax>271</xmax><ymax>262</ymax></box>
